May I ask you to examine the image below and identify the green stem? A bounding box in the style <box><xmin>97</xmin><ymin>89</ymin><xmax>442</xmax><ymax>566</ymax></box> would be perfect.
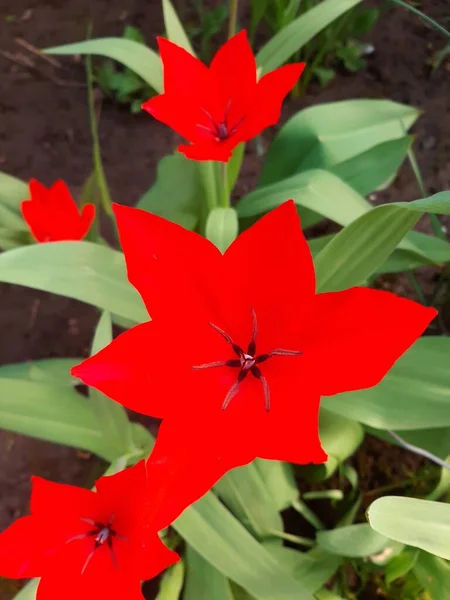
<box><xmin>199</xmin><ymin>161</ymin><xmax>219</xmax><ymax>213</ymax></box>
<box><xmin>391</xmin><ymin>0</ymin><xmax>450</xmax><ymax>39</ymax></box>
<box><xmin>406</xmin><ymin>271</ymin><xmax>426</xmax><ymax>304</ymax></box>
<box><xmin>86</xmin><ymin>53</ymin><xmax>114</xmax><ymax>218</ymax></box>
<box><xmin>228</xmin><ymin>0</ymin><xmax>239</xmax><ymax>39</ymax></box>
<box><xmin>266</xmin><ymin>529</ymin><xmax>315</xmax><ymax>548</ymax></box>
<box><xmin>220</xmin><ymin>162</ymin><xmax>230</xmax><ymax>207</ymax></box>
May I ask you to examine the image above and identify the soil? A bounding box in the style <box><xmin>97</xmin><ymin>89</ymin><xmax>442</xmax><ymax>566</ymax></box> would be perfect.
<box><xmin>0</xmin><ymin>0</ymin><xmax>449</xmax><ymax>598</ymax></box>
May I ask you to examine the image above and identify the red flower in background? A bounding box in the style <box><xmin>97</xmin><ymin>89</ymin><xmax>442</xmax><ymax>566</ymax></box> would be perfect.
<box><xmin>21</xmin><ymin>179</ymin><xmax>95</xmax><ymax>242</ymax></box>
<box><xmin>0</xmin><ymin>461</ymin><xmax>179</xmax><ymax>600</ymax></box>
<box><xmin>143</xmin><ymin>30</ymin><xmax>305</xmax><ymax>162</ymax></box>
<box><xmin>73</xmin><ymin>201</ymin><xmax>436</xmax><ymax>493</ymax></box>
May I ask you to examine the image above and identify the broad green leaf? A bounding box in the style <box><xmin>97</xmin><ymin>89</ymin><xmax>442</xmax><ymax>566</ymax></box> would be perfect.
<box><xmin>228</xmin><ymin>143</ymin><xmax>245</xmax><ymax>195</ymax></box>
<box><xmin>44</xmin><ymin>38</ymin><xmax>162</xmax><ymax>92</ymax></box>
<box><xmin>13</xmin><ymin>580</ymin><xmax>39</xmax><ymax>600</ymax></box>
<box><xmin>323</xmin><ymin>337</ymin><xmax>450</xmax><ymax>430</ymax></box>
<box><xmin>184</xmin><ymin>547</ymin><xmax>234</xmax><ymax>600</ymax></box>
<box><xmin>413</xmin><ymin>552</ymin><xmax>450</xmax><ymax>600</ymax></box>
<box><xmin>137</xmin><ymin>152</ymin><xmax>201</xmax><ymax>231</ymax></box>
<box><xmin>173</xmin><ymin>492</ymin><xmax>315</xmax><ymax>600</ymax></box>
<box><xmin>330</xmin><ymin>136</ymin><xmax>412</xmax><ymax>196</ymax></box>
<box><xmin>368</xmin><ymin>497</ymin><xmax>450</xmax><ymax>561</ymax></box>
<box><xmin>385</xmin><ymin>549</ymin><xmax>419</xmax><ymax>585</ymax></box>
<box><xmin>215</xmin><ymin>462</ymin><xmax>284</xmax><ymax>539</ymax></box>
<box><xmin>90</xmin><ymin>312</ymin><xmax>133</xmax><ymax>456</ymax></box>
<box><xmin>0</xmin><ymin>241</ymin><xmax>148</xmax><ymax>323</ymax></box>
<box><xmin>0</xmin><ymin>378</ymin><xmax>115</xmax><ymax>460</ymax></box>
<box><xmin>303</xmin><ymin>409</ymin><xmax>363</xmax><ymax>481</ymax></box>
<box><xmin>162</xmin><ymin>0</ymin><xmax>195</xmax><ymax>54</ymax></box>
<box><xmin>254</xmin><ymin>459</ymin><xmax>298</xmax><ymax>512</ymax></box>
<box><xmin>315</xmin><ymin>191</ymin><xmax>450</xmax><ymax>292</ymax></box>
<box><xmin>206</xmin><ymin>207</ymin><xmax>239</xmax><ymax>253</ymax></box>
<box><xmin>260</xmin><ymin>100</ymin><xmax>418</xmax><ymax>185</ymax></box>
<box><xmin>256</xmin><ymin>0</ymin><xmax>363</xmax><ymax>73</ymax></box>
<box><xmin>317</xmin><ymin>524</ymin><xmax>390</xmax><ymax>558</ymax></box>
<box><xmin>0</xmin><ymin>170</ymin><xmax>28</xmax><ymax>212</ymax></box>
<box><xmin>0</xmin><ymin>358</ymin><xmax>78</xmax><ymax>386</ymax></box>
<box><xmin>155</xmin><ymin>560</ymin><xmax>185</xmax><ymax>600</ymax></box>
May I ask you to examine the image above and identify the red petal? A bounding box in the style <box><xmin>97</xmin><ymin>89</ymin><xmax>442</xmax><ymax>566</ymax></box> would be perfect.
<box><xmin>143</xmin><ymin>93</ymin><xmax>206</xmax><ymax>143</ymax></box>
<box><xmin>243</xmin><ymin>63</ymin><xmax>305</xmax><ymax>140</ymax></box>
<box><xmin>79</xmin><ymin>203</ymin><xmax>96</xmax><ymax>239</ymax></box>
<box><xmin>0</xmin><ymin>517</ymin><xmax>43</xmax><ymax>578</ymax></box>
<box><xmin>29</xmin><ymin>179</ymin><xmax>48</xmax><ymax>205</ymax></box>
<box><xmin>21</xmin><ymin>199</ymin><xmax>48</xmax><ymax>242</ymax></box>
<box><xmin>209</xmin><ymin>30</ymin><xmax>256</xmax><ymax>112</ymax></box>
<box><xmin>113</xmin><ymin>203</ymin><xmax>221</xmax><ymax>320</ymax></box>
<box><xmin>178</xmin><ymin>140</ymin><xmax>235</xmax><ymax>162</ymax></box>
<box><xmin>301</xmin><ymin>287</ymin><xmax>437</xmax><ymax>396</ymax></box>
<box><xmin>157</xmin><ymin>37</ymin><xmax>208</xmax><ymax>97</ymax></box>
<box><xmin>223</xmin><ymin>200</ymin><xmax>315</xmax><ymax>350</ymax></box>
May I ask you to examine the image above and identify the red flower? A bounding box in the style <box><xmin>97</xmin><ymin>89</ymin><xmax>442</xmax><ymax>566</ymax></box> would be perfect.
<box><xmin>143</xmin><ymin>30</ymin><xmax>305</xmax><ymax>162</ymax></box>
<box><xmin>0</xmin><ymin>461</ymin><xmax>179</xmax><ymax>600</ymax></box>
<box><xmin>72</xmin><ymin>201</ymin><xmax>436</xmax><ymax>490</ymax></box>
<box><xmin>21</xmin><ymin>179</ymin><xmax>95</xmax><ymax>242</ymax></box>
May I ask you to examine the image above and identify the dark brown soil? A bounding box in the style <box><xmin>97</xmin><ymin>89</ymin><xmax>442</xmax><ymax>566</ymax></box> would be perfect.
<box><xmin>0</xmin><ymin>0</ymin><xmax>449</xmax><ymax>597</ymax></box>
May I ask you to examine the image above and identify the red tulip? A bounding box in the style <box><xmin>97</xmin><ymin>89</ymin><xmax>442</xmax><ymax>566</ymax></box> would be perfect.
<box><xmin>143</xmin><ymin>30</ymin><xmax>305</xmax><ymax>162</ymax></box>
<box><xmin>0</xmin><ymin>461</ymin><xmax>179</xmax><ymax>600</ymax></box>
<box><xmin>73</xmin><ymin>201</ymin><xmax>436</xmax><ymax>494</ymax></box>
<box><xmin>21</xmin><ymin>179</ymin><xmax>95</xmax><ymax>242</ymax></box>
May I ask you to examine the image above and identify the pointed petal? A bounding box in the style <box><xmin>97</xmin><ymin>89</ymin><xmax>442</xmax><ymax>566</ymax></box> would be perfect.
<box><xmin>113</xmin><ymin>203</ymin><xmax>221</xmax><ymax>320</ymax></box>
<box><xmin>0</xmin><ymin>517</ymin><xmax>43</xmax><ymax>578</ymax></box>
<box><xmin>223</xmin><ymin>200</ymin><xmax>315</xmax><ymax>349</ymax></box>
<box><xmin>28</xmin><ymin>178</ymin><xmax>49</xmax><ymax>205</ymax></box>
<box><xmin>158</xmin><ymin>37</ymin><xmax>208</xmax><ymax>97</ymax></box>
<box><xmin>209</xmin><ymin>30</ymin><xmax>257</xmax><ymax>109</ymax></box>
<box><xmin>31</xmin><ymin>476</ymin><xmax>97</xmax><ymax>526</ymax></box>
<box><xmin>143</xmin><ymin>94</ymin><xmax>205</xmax><ymax>143</ymax></box>
<box><xmin>79</xmin><ymin>203</ymin><xmax>96</xmax><ymax>239</ymax></box>
<box><xmin>301</xmin><ymin>287</ymin><xmax>437</xmax><ymax>396</ymax></box>
<box><xmin>21</xmin><ymin>199</ymin><xmax>48</xmax><ymax>242</ymax></box>
<box><xmin>243</xmin><ymin>63</ymin><xmax>305</xmax><ymax>139</ymax></box>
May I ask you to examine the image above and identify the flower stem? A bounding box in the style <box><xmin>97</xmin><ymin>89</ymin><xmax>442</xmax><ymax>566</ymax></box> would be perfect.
<box><xmin>388</xmin><ymin>430</ymin><xmax>450</xmax><ymax>471</ymax></box>
<box><xmin>228</xmin><ymin>0</ymin><xmax>238</xmax><ymax>39</ymax></box>
<box><xmin>266</xmin><ymin>528</ymin><xmax>315</xmax><ymax>548</ymax></box>
<box><xmin>220</xmin><ymin>162</ymin><xmax>230</xmax><ymax>207</ymax></box>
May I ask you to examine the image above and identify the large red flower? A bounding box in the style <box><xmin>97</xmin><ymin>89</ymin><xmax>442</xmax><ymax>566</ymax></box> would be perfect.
<box><xmin>73</xmin><ymin>201</ymin><xmax>436</xmax><ymax>492</ymax></box>
<box><xmin>21</xmin><ymin>179</ymin><xmax>95</xmax><ymax>242</ymax></box>
<box><xmin>0</xmin><ymin>461</ymin><xmax>179</xmax><ymax>600</ymax></box>
<box><xmin>143</xmin><ymin>30</ymin><xmax>305</xmax><ymax>162</ymax></box>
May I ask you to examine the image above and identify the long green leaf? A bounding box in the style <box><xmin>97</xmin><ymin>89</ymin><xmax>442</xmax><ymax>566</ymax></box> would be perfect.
<box><xmin>260</xmin><ymin>100</ymin><xmax>418</xmax><ymax>185</ymax></box>
<box><xmin>315</xmin><ymin>191</ymin><xmax>450</xmax><ymax>292</ymax></box>
<box><xmin>323</xmin><ymin>337</ymin><xmax>450</xmax><ymax>430</ymax></box>
<box><xmin>0</xmin><ymin>170</ymin><xmax>28</xmax><ymax>212</ymax></box>
<box><xmin>0</xmin><ymin>241</ymin><xmax>148</xmax><ymax>323</ymax></box>
<box><xmin>368</xmin><ymin>496</ymin><xmax>450</xmax><ymax>561</ymax></box>
<box><xmin>413</xmin><ymin>552</ymin><xmax>450</xmax><ymax>599</ymax></box>
<box><xmin>173</xmin><ymin>492</ymin><xmax>315</xmax><ymax>600</ymax></box>
<box><xmin>44</xmin><ymin>38</ymin><xmax>162</xmax><ymax>92</ymax></box>
<box><xmin>162</xmin><ymin>0</ymin><xmax>195</xmax><ymax>54</ymax></box>
<box><xmin>184</xmin><ymin>547</ymin><xmax>234</xmax><ymax>600</ymax></box>
<box><xmin>317</xmin><ymin>524</ymin><xmax>390</xmax><ymax>558</ymax></box>
<box><xmin>256</xmin><ymin>0</ymin><xmax>363</xmax><ymax>73</ymax></box>
<box><xmin>0</xmin><ymin>358</ymin><xmax>78</xmax><ymax>386</ymax></box>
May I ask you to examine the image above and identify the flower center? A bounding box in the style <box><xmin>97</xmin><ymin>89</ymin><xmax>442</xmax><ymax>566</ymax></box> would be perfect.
<box><xmin>66</xmin><ymin>515</ymin><xmax>127</xmax><ymax>574</ymax></box>
<box><xmin>197</xmin><ymin>100</ymin><xmax>245</xmax><ymax>143</ymax></box>
<box><xmin>193</xmin><ymin>309</ymin><xmax>302</xmax><ymax>411</ymax></box>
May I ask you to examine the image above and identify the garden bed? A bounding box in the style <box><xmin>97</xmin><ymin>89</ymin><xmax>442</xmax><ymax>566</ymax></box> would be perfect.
<box><xmin>0</xmin><ymin>0</ymin><xmax>449</xmax><ymax>597</ymax></box>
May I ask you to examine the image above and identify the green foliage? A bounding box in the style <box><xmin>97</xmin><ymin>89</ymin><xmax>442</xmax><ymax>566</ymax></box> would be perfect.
<box><xmin>185</xmin><ymin>0</ymin><xmax>228</xmax><ymax>61</ymax></box>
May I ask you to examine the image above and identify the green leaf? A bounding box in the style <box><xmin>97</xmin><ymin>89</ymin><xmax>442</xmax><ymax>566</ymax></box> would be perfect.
<box><xmin>314</xmin><ymin>191</ymin><xmax>450</xmax><ymax>292</ymax></box>
<box><xmin>13</xmin><ymin>580</ymin><xmax>39</xmax><ymax>600</ymax></box>
<box><xmin>173</xmin><ymin>492</ymin><xmax>315</xmax><ymax>600</ymax></box>
<box><xmin>44</xmin><ymin>38</ymin><xmax>162</xmax><ymax>92</ymax></box>
<box><xmin>137</xmin><ymin>152</ymin><xmax>201</xmax><ymax>231</ymax></box>
<box><xmin>184</xmin><ymin>547</ymin><xmax>234</xmax><ymax>600</ymax></box>
<box><xmin>368</xmin><ymin>497</ymin><xmax>450</xmax><ymax>561</ymax></box>
<box><xmin>206</xmin><ymin>207</ymin><xmax>239</xmax><ymax>253</ymax></box>
<box><xmin>385</xmin><ymin>549</ymin><xmax>419</xmax><ymax>585</ymax></box>
<box><xmin>317</xmin><ymin>524</ymin><xmax>390</xmax><ymax>558</ymax></box>
<box><xmin>323</xmin><ymin>337</ymin><xmax>450</xmax><ymax>431</ymax></box>
<box><xmin>256</xmin><ymin>0</ymin><xmax>363</xmax><ymax>73</ymax></box>
<box><xmin>215</xmin><ymin>462</ymin><xmax>284</xmax><ymax>539</ymax></box>
<box><xmin>0</xmin><ymin>241</ymin><xmax>148</xmax><ymax>323</ymax></box>
<box><xmin>413</xmin><ymin>552</ymin><xmax>450</xmax><ymax>600</ymax></box>
<box><xmin>228</xmin><ymin>143</ymin><xmax>245</xmax><ymax>195</ymax></box>
<box><xmin>260</xmin><ymin>100</ymin><xmax>418</xmax><ymax>185</ymax></box>
<box><xmin>254</xmin><ymin>459</ymin><xmax>298</xmax><ymax>512</ymax></box>
<box><xmin>0</xmin><ymin>377</ymin><xmax>114</xmax><ymax>460</ymax></box>
<box><xmin>0</xmin><ymin>170</ymin><xmax>28</xmax><ymax>212</ymax></box>
<box><xmin>0</xmin><ymin>358</ymin><xmax>78</xmax><ymax>386</ymax></box>
<box><xmin>303</xmin><ymin>409</ymin><xmax>363</xmax><ymax>481</ymax></box>
<box><xmin>330</xmin><ymin>136</ymin><xmax>412</xmax><ymax>196</ymax></box>
<box><xmin>89</xmin><ymin>312</ymin><xmax>133</xmax><ymax>456</ymax></box>
<box><xmin>162</xmin><ymin>0</ymin><xmax>195</xmax><ymax>55</ymax></box>
<box><xmin>155</xmin><ymin>560</ymin><xmax>185</xmax><ymax>600</ymax></box>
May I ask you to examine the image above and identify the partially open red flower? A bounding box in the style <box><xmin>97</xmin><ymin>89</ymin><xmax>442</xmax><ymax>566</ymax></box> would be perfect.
<box><xmin>0</xmin><ymin>461</ymin><xmax>179</xmax><ymax>600</ymax></box>
<box><xmin>21</xmin><ymin>179</ymin><xmax>95</xmax><ymax>242</ymax></box>
<box><xmin>143</xmin><ymin>30</ymin><xmax>305</xmax><ymax>162</ymax></box>
<box><xmin>73</xmin><ymin>201</ymin><xmax>436</xmax><ymax>491</ymax></box>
